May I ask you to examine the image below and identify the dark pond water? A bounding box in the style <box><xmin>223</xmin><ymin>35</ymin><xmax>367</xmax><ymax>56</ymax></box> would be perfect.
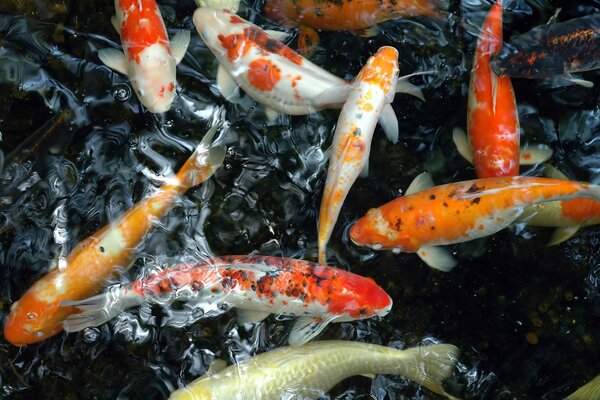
<box><xmin>0</xmin><ymin>0</ymin><xmax>599</xmax><ymax>399</ymax></box>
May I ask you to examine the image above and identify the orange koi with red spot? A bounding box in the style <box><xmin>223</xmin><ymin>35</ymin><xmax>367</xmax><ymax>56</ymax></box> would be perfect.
<box><xmin>3</xmin><ymin>126</ymin><xmax>225</xmax><ymax>346</ymax></box>
<box><xmin>62</xmin><ymin>255</ymin><xmax>392</xmax><ymax>347</ymax></box>
<box><xmin>264</xmin><ymin>0</ymin><xmax>447</xmax><ymax>54</ymax></box>
<box><xmin>98</xmin><ymin>0</ymin><xmax>190</xmax><ymax>113</ymax></box>
<box><xmin>349</xmin><ymin>173</ymin><xmax>600</xmax><ymax>271</ymax></box>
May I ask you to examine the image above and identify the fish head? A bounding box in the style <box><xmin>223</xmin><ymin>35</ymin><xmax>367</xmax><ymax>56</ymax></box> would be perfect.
<box><xmin>349</xmin><ymin>208</ymin><xmax>397</xmax><ymax>250</ymax></box>
<box><xmin>356</xmin><ymin>46</ymin><xmax>400</xmax><ymax>101</ymax></box>
<box><xmin>490</xmin><ymin>42</ymin><xmax>563</xmax><ymax>78</ymax></box>
<box><xmin>193</xmin><ymin>8</ymin><xmax>245</xmax><ymax>61</ymax></box>
<box><xmin>129</xmin><ymin>44</ymin><xmax>177</xmax><ymax>113</ymax></box>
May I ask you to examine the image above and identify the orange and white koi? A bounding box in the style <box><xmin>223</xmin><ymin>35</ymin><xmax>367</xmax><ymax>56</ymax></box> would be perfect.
<box><xmin>453</xmin><ymin>0</ymin><xmax>551</xmax><ymax>177</ymax></box>
<box><xmin>192</xmin><ymin>9</ymin><xmax>421</xmax><ymax>121</ymax></box>
<box><xmin>318</xmin><ymin>46</ymin><xmax>403</xmax><ymax>265</ymax></box>
<box><xmin>98</xmin><ymin>0</ymin><xmax>190</xmax><ymax>113</ymax></box>
<box><xmin>264</xmin><ymin>0</ymin><xmax>447</xmax><ymax>54</ymax></box>
<box><xmin>349</xmin><ymin>173</ymin><xmax>600</xmax><ymax>271</ymax></box>
<box><xmin>62</xmin><ymin>255</ymin><xmax>393</xmax><ymax>347</ymax></box>
<box><xmin>3</xmin><ymin>126</ymin><xmax>225</xmax><ymax>346</ymax></box>
<box><xmin>516</xmin><ymin>166</ymin><xmax>600</xmax><ymax>245</ymax></box>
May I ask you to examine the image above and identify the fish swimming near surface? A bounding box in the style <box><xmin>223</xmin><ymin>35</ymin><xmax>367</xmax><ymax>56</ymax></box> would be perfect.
<box><xmin>62</xmin><ymin>256</ymin><xmax>393</xmax><ymax>347</ymax></box>
<box><xmin>192</xmin><ymin>8</ymin><xmax>423</xmax><ymax>120</ymax></box>
<box><xmin>453</xmin><ymin>0</ymin><xmax>551</xmax><ymax>178</ymax></box>
<box><xmin>168</xmin><ymin>340</ymin><xmax>460</xmax><ymax>399</ymax></box>
<box><xmin>98</xmin><ymin>0</ymin><xmax>191</xmax><ymax>113</ymax></box>
<box><xmin>490</xmin><ymin>14</ymin><xmax>600</xmax><ymax>88</ymax></box>
<box><xmin>3</xmin><ymin>125</ymin><xmax>226</xmax><ymax>346</ymax></box>
<box><xmin>349</xmin><ymin>172</ymin><xmax>600</xmax><ymax>271</ymax></box>
<box><xmin>318</xmin><ymin>46</ymin><xmax>411</xmax><ymax>264</ymax></box>
<box><xmin>264</xmin><ymin>0</ymin><xmax>448</xmax><ymax>54</ymax></box>
<box><xmin>516</xmin><ymin>165</ymin><xmax>600</xmax><ymax>245</ymax></box>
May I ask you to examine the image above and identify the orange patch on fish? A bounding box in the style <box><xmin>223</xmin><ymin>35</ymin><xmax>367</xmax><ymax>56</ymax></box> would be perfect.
<box><xmin>357</xmin><ymin>47</ymin><xmax>398</xmax><ymax>93</ymax></box>
<box><xmin>562</xmin><ymin>198</ymin><xmax>600</xmax><ymax>222</ymax></box>
<box><xmin>119</xmin><ymin>0</ymin><xmax>169</xmax><ymax>63</ymax></box>
<box><xmin>219</xmin><ymin>27</ymin><xmax>303</xmax><ymax>66</ymax></box>
<box><xmin>247</xmin><ymin>59</ymin><xmax>281</xmax><ymax>91</ymax></box>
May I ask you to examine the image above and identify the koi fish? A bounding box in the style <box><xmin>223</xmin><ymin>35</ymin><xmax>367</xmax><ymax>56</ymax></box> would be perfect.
<box><xmin>98</xmin><ymin>0</ymin><xmax>191</xmax><ymax>113</ymax></box>
<box><xmin>349</xmin><ymin>173</ymin><xmax>600</xmax><ymax>271</ymax></box>
<box><xmin>62</xmin><ymin>256</ymin><xmax>393</xmax><ymax>347</ymax></box>
<box><xmin>318</xmin><ymin>46</ymin><xmax>404</xmax><ymax>264</ymax></box>
<box><xmin>169</xmin><ymin>340</ymin><xmax>459</xmax><ymax>399</ymax></box>
<box><xmin>566</xmin><ymin>374</ymin><xmax>600</xmax><ymax>400</ymax></box>
<box><xmin>516</xmin><ymin>166</ymin><xmax>600</xmax><ymax>245</ymax></box>
<box><xmin>490</xmin><ymin>14</ymin><xmax>600</xmax><ymax>88</ymax></box>
<box><xmin>192</xmin><ymin>8</ymin><xmax>421</xmax><ymax>121</ymax></box>
<box><xmin>264</xmin><ymin>0</ymin><xmax>448</xmax><ymax>54</ymax></box>
<box><xmin>195</xmin><ymin>0</ymin><xmax>240</xmax><ymax>13</ymax></box>
<box><xmin>453</xmin><ymin>0</ymin><xmax>551</xmax><ymax>178</ymax></box>
<box><xmin>3</xmin><ymin>126</ymin><xmax>226</xmax><ymax>346</ymax></box>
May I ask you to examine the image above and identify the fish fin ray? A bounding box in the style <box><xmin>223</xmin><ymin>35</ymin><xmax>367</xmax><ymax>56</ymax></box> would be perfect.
<box><xmin>452</xmin><ymin>127</ymin><xmax>474</xmax><ymax>164</ymax></box>
<box><xmin>395</xmin><ymin>80</ymin><xmax>425</xmax><ymax>101</ymax></box>
<box><xmin>207</xmin><ymin>359</ymin><xmax>228</xmax><ymax>375</ymax></box>
<box><xmin>565</xmin><ymin>374</ymin><xmax>600</xmax><ymax>400</ymax></box>
<box><xmin>551</xmin><ymin>74</ymin><xmax>594</xmax><ymax>88</ymax></box>
<box><xmin>170</xmin><ymin>30</ymin><xmax>191</xmax><ymax>64</ymax></box>
<box><xmin>314</xmin><ymin>84</ymin><xmax>352</xmax><ymax>108</ymax></box>
<box><xmin>355</xmin><ymin>25</ymin><xmax>380</xmax><ymax>37</ymax></box>
<box><xmin>417</xmin><ymin>246</ymin><xmax>457</xmax><ymax>272</ymax></box>
<box><xmin>288</xmin><ymin>316</ymin><xmax>332</xmax><ymax>347</ymax></box>
<box><xmin>519</xmin><ymin>143</ymin><xmax>553</xmax><ymax>165</ymax></box>
<box><xmin>546</xmin><ymin>7</ymin><xmax>562</xmax><ymax>25</ymax></box>
<box><xmin>405</xmin><ymin>172</ymin><xmax>434</xmax><ymax>195</ymax></box>
<box><xmin>111</xmin><ymin>16</ymin><xmax>121</xmax><ymax>34</ymax></box>
<box><xmin>379</xmin><ymin>104</ymin><xmax>399</xmax><ymax>144</ymax></box>
<box><xmin>547</xmin><ymin>226</ymin><xmax>580</xmax><ymax>246</ymax></box>
<box><xmin>216</xmin><ymin>65</ymin><xmax>240</xmax><ymax>100</ymax></box>
<box><xmin>542</xmin><ymin>164</ymin><xmax>569</xmax><ymax>180</ymax></box>
<box><xmin>98</xmin><ymin>48</ymin><xmax>128</xmax><ymax>75</ymax></box>
<box><xmin>236</xmin><ymin>309</ymin><xmax>271</xmax><ymax>325</ymax></box>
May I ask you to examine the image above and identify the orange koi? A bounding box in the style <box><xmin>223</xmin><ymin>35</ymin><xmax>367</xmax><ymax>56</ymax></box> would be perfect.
<box><xmin>98</xmin><ymin>0</ymin><xmax>190</xmax><ymax>113</ymax></box>
<box><xmin>62</xmin><ymin>255</ymin><xmax>393</xmax><ymax>347</ymax></box>
<box><xmin>3</xmin><ymin>126</ymin><xmax>226</xmax><ymax>346</ymax></box>
<box><xmin>349</xmin><ymin>173</ymin><xmax>600</xmax><ymax>271</ymax></box>
<box><xmin>264</xmin><ymin>0</ymin><xmax>448</xmax><ymax>54</ymax></box>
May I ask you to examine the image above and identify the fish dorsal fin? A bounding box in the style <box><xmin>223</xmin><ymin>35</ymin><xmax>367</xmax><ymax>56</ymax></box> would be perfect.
<box><xmin>452</xmin><ymin>127</ymin><xmax>474</xmax><ymax>164</ymax></box>
<box><xmin>542</xmin><ymin>164</ymin><xmax>569</xmax><ymax>180</ymax></box>
<box><xmin>98</xmin><ymin>48</ymin><xmax>128</xmax><ymax>75</ymax></box>
<box><xmin>207</xmin><ymin>359</ymin><xmax>228</xmax><ymax>375</ymax></box>
<box><xmin>236</xmin><ymin>309</ymin><xmax>271</xmax><ymax>325</ymax></box>
<box><xmin>548</xmin><ymin>226</ymin><xmax>581</xmax><ymax>246</ymax></box>
<box><xmin>111</xmin><ymin>16</ymin><xmax>121</xmax><ymax>35</ymax></box>
<box><xmin>313</xmin><ymin>84</ymin><xmax>352</xmax><ymax>108</ymax></box>
<box><xmin>264</xmin><ymin>29</ymin><xmax>291</xmax><ymax>42</ymax></box>
<box><xmin>519</xmin><ymin>144</ymin><xmax>553</xmax><ymax>165</ymax></box>
<box><xmin>379</xmin><ymin>104</ymin><xmax>399</xmax><ymax>144</ymax></box>
<box><xmin>417</xmin><ymin>245</ymin><xmax>457</xmax><ymax>272</ymax></box>
<box><xmin>216</xmin><ymin>65</ymin><xmax>240</xmax><ymax>100</ymax></box>
<box><xmin>405</xmin><ymin>172</ymin><xmax>434</xmax><ymax>195</ymax></box>
<box><xmin>288</xmin><ymin>316</ymin><xmax>333</xmax><ymax>347</ymax></box>
<box><xmin>170</xmin><ymin>30</ymin><xmax>191</xmax><ymax>64</ymax></box>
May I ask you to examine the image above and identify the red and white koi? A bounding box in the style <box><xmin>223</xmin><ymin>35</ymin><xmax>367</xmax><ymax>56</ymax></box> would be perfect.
<box><xmin>62</xmin><ymin>255</ymin><xmax>393</xmax><ymax>347</ymax></box>
<box><xmin>453</xmin><ymin>0</ymin><xmax>551</xmax><ymax>177</ymax></box>
<box><xmin>3</xmin><ymin>126</ymin><xmax>225</xmax><ymax>346</ymax></box>
<box><xmin>318</xmin><ymin>46</ymin><xmax>402</xmax><ymax>265</ymax></box>
<box><xmin>349</xmin><ymin>173</ymin><xmax>600</xmax><ymax>271</ymax></box>
<box><xmin>99</xmin><ymin>0</ymin><xmax>190</xmax><ymax>113</ymax></box>
<box><xmin>192</xmin><ymin>8</ymin><xmax>421</xmax><ymax>120</ymax></box>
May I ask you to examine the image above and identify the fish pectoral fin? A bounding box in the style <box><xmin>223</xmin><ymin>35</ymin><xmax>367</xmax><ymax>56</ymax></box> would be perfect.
<box><xmin>546</xmin><ymin>7</ymin><xmax>562</xmax><ymax>25</ymax></box>
<box><xmin>379</xmin><ymin>104</ymin><xmax>399</xmax><ymax>144</ymax></box>
<box><xmin>452</xmin><ymin>127</ymin><xmax>474</xmax><ymax>164</ymax></box>
<box><xmin>207</xmin><ymin>359</ymin><xmax>228</xmax><ymax>375</ymax></box>
<box><xmin>288</xmin><ymin>316</ymin><xmax>332</xmax><ymax>347</ymax></box>
<box><xmin>417</xmin><ymin>246</ymin><xmax>458</xmax><ymax>272</ymax></box>
<box><xmin>313</xmin><ymin>84</ymin><xmax>352</xmax><ymax>108</ymax></box>
<box><xmin>110</xmin><ymin>16</ymin><xmax>121</xmax><ymax>35</ymax></box>
<box><xmin>355</xmin><ymin>25</ymin><xmax>380</xmax><ymax>38</ymax></box>
<box><xmin>98</xmin><ymin>48</ymin><xmax>128</xmax><ymax>75</ymax></box>
<box><xmin>264</xmin><ymin>29</ymin><xmax>290</xmax><ymax>42</ymax></box>
<box><xmin>264</xmin><ymin>107</ymin><xmax>281</xmax><ymax>121</ymax></box>
<box><xmin>395</xmin><ymin>80</ymin><xmax>425</xmax><ymax>101</ymax></box>
<box><xmin>547</xmin><ymin>226</ymin><xmax>581</xmax><ymax>246</ymax></box>
<box><xmin>519</xmin><ymin>143</ymin><xmax>553</xmax><ymax>165</ymax></box>
<box><xmin>171</xmin><ymin>30</ymin><xmax>191</xmax><ymax>64</ymax></box>
<box><xmin>216</xmin><ymin>65</ymin><xmax>240</xmax><ymax>100</ymax></box>
<box><xmin>360</xmin><ymin>374</ymin><xmax>377</xmax><ymax>379</ymax></box>
<box><xmin>236</xmin><ymin>309</ymin><xmax>271</xmax><ymax>325</ymax></box>
<box><xmin>551</xmin><ymin>74</ymin><xmax>594</xmax><ymax>88</ymax></box>
<box><xmin>542</xmin><ymin>164</ymin><xmax>569</xmax><ymax>180</ymax></box>
<box><xmin>405</xmin><ymin>172</ymin><xmax>434</xmax><ymax>195</ymax></box>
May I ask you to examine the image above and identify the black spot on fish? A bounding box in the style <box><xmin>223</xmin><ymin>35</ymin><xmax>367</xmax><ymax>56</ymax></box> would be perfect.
<box><xmin>449</xmin><ymin>189</ymin><xmax>458</xmax><ymax>198</ymax></box>
<box><xmin>471</xmin><ymin>197</ymin><xmax>481</xmax><ymax>205</ymax></box>
<box><xmin>352</xmin><ymin>127</ymin><xmax>362</xmax><ymax>137</ymax></box>
<box><xmin>99</xmin><ymin>246</ymin><xmax>105</xmax><ymax>253</ymax></box>
<box><xmin>394</xmin><ymin>218</ymin><xmax>402</xmax><ymax>230</ymax></box>
<box><xmin>467</xmin><ymin>183</ymin><xmax>484</xmax><ymax>193</ymax></box>
<box><xmin>443</xmin><ymin>202</ymin><xmax>449</xmax><ymax>207</ymax></box>
<box><xmin>430</xmin><ymin>194</ymin><xmax>436</xmax><ymax>200</ymax></box>
<box><xmin>315</xmin><ymin>7</ymin><xmax>323</xmax><ymax>16</ymax></box>
<box><xmin>431</xmin><ymin>226</ymin><xmax>436</xmax><ymax>231</ymax></box>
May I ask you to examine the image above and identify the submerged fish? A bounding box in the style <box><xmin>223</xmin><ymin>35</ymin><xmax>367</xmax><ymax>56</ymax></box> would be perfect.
<box><xmin>490</xmin><ymin>14</ymin><xmax>600</xmax><ymax>88</ymax></box>
<box><xmin>318</xmin><ymin>46</ymin><xmax>402</xmax><ymax>264</ymax></box>
<box><xmin>349</xmin><ymin>173</ymin><xmax>600</xmax><ymax>271</ymax></box>
<box><xmin>169</xmin><ymin>340</ymin><xmax>459</xmax><ymax>399</ymax></box>
<box><xmin>3</xmin><ymin>126</ymin><xmax>225</xmax><ymax>346</ymax></box>
<box><xmin>62</xmin><ymin>256</ymin><xmax>392</xmax><ymax>347</ymax></box>
<box><xmin>264</xmin><ymin>0</ymin><xmax>447</xmax><ymax>54</ymax></box>
<box><xmin>192</xmin><ymin>8</ymin><xmax>421</xmax><ymax>120</ymax></box>
<box><xmin>99</xmin><ymin>0</ymin><xmax>191</xmax><ymax>113</ymax></box>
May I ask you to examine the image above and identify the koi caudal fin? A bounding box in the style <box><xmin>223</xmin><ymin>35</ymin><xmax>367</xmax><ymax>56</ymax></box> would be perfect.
<box><xmin>566</xmin><ymin>374</ymin><xmax>600</xmax><ymax>400</ymax></box>
<box><xmin>176</xmin><ymin>124</ymin><xmax>226</xmax><ymax>189</ymax></box>
<box><xmin>61</xmin><ymin>287</ymin><xmax>143</xmax><ymax>332</ymax></box>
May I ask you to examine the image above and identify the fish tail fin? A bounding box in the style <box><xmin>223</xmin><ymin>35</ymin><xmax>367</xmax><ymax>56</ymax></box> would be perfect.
<box><xmin>589</xmin><ymin>184</ymin><xmax>600</xmax><ymax>202</ymax></box>
<box><xmin>61</xmin><ymin>287</ymin><xmax>141</xmax><ymax>332</ymax></box>
<box><xmin>393</xmin><ymin>344</ymin><xmax>460</xmax><ymax>399</ymax></box>
<box><xmin>177</xmin><ymin>123</ymin><xmax>227</xmax><ymax>188</ymax></box>
<box><xmin>566</xmin><ymin>374</ymin><xmax>600</xmax><ymax>400</ymax></box>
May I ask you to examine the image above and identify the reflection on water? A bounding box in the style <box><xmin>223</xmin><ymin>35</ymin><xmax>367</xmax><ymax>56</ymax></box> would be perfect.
<box><xmin>0</xmin><ymin>0</ymin><xmax>599</xmax><ymax>399</ymax></box>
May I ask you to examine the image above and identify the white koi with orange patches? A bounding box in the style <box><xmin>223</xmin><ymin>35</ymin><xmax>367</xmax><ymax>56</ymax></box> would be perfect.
<box><xmin>318</xmin><ymin>47</ymin><xmax>399</xmax><ymax>264</ymax></box>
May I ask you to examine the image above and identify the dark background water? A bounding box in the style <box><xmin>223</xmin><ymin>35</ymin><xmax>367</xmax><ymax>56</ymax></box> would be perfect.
<box><xmin>0</xmin><ymin>0</ymin><xmax>599</xmax><ymax>398</ymax></box>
